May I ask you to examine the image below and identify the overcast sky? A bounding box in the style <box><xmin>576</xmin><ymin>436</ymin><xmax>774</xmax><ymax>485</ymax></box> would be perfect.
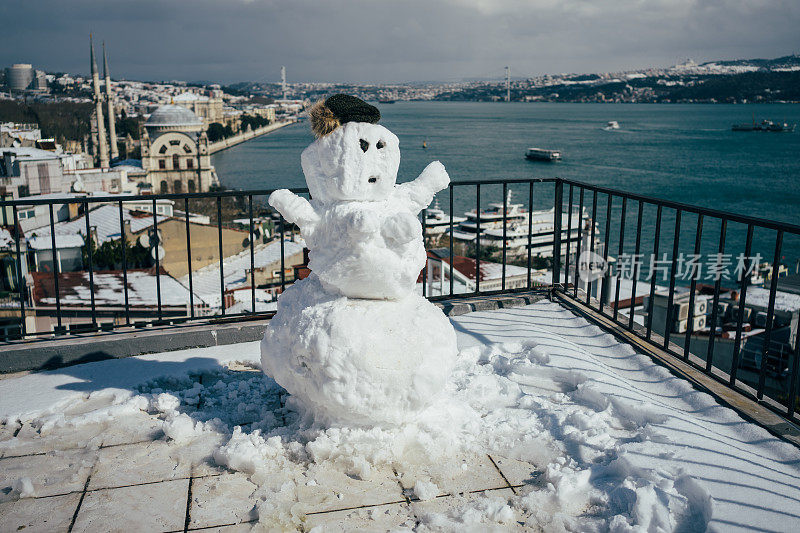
<box><xmin>1</xmin><ymin>0</ymin><xmax>798</xmax><ymax>84</ymax></box>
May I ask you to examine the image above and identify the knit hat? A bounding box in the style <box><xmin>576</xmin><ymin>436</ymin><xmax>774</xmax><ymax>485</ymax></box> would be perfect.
<box><xmin>309</xmin><ymin>94</ymin><xmax>381</xmax><ymax>138</ymax></box>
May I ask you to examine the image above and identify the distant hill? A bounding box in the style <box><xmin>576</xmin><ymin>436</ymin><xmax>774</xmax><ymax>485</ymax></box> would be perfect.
<box><xmin>705</xmin><ymin>55</ymin><xmax>800</xmax><ymax>70</ymax></box>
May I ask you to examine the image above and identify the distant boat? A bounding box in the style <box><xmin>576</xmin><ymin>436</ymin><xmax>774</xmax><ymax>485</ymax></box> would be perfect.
<box><xmin>525</xmin><ymin>148</ymin><xmax>562</xmax><ymax>161</ymax></box>
<box><xmin>604</xmin><ymin>120</ymin><xmax>620</xmax><ymax>130</ymax></box>
<box><xmin>378</xmin><ymin>98</ymin><xmax>396</xmax><ymax>104</ymax></box>
<box><xmin>422</xmin><ymin>139</ymin><xmax>428</xmax><ymax>150</ymax></box>
<box><xmin>732</xmin><ymin>119</ymin><xmax>796</xmax><ymax>132</ymax></box>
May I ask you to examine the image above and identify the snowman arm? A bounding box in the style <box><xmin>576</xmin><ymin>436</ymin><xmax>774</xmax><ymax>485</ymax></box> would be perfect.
<box><xmin>393</xmin><ymin>161</ymin><xmax>450</xmax><ymax>214</ymax></box>
<box><xmin>268</xmin><ymin>189</ymin><xmax>319</xmax><ymax>234</ymax></box>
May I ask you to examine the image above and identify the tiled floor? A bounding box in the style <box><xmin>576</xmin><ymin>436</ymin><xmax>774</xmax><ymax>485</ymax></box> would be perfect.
<box><xmin>0</xmin><ymin>410</ymin><xmax>540</xmax><ymax>532</ymax></box>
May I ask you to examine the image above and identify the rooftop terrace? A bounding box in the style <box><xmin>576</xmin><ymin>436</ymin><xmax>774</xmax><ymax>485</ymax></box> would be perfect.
<box><xmin>1</xmin><ymin>298</ymin><xmax>799</xmax><ymax>531</ymax></box>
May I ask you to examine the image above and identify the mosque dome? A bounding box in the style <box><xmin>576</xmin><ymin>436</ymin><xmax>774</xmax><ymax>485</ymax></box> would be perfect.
<box><xmin>145</xmin><ymin>104</ymin><xmax>203</xmax><ymax>129</ymax></box>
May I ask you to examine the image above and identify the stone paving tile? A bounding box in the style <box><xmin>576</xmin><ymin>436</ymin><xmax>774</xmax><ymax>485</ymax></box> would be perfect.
<box><xmin>100</xmin><ymin>412</ymin><xmax>165</xmax><ymax>448</ymax></box>
<box><xmin>302</xmin><ymin>501</ymin><xmax>414</xmax><ymax>532</ymax></box>
<box><xmin>409</xmin><ymin>487</ymin><xmax>518</xmax><ymax>526</ymax></box>
<box><xmin>171</xmin><ymin>433</ymin><xmax>228</xmax><ymax>478</ymax></box>
<box><xmin>0</xmin><ymin>422</ymin><xmax>104</xmax><ymax>459</ymax></box>
<box><xmin>0</xmin><ymin>492</ymin><xmax>81</xmax><ymax>532</ymax></box>
<box><xmin>188</xmin><ymin>523</ymin><xmax>255</xmax><ymax>532</ymax></box>
<box><xmin>189</xmin><ymin>473</ymin><xmax>258</xmax><ymax>529</ymax></box>
<box><xmin>490</xmin><ymin>455</ymin><xmax>544</xmax><ymax>488</ymax></box>
<box><xmin>89</xmin><ymin>439</ymin><xmax>190</xmax><ymax>490</ymax></box>
<box><xmin>395</xmin><ymin>454</ymin><xmax>509</xmax><ymax>498</ymax></box>
<box><xmin>295</xmin><ymin>464</ymin><xmax>406</xmax><ymax>515</ymax></box>
<box><xmin>73</xmin><ymin>477</ymin><xmax>189</xmax><ymax>533</ymax></box>
<box><xmin>0</xmin><ymin>448</ymin><xmax>95</xmax><ymax>498</ymax></box>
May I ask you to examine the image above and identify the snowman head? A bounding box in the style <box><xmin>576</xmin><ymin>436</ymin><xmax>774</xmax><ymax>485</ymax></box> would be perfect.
<box><xmin>301</xmin><ymin>95</ymin><xmax>400</xmax><ymax>204</ymax></box>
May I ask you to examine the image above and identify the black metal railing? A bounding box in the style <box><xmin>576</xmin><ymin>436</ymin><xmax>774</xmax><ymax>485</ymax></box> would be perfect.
<box><xmin>1</xmin><ymin>188</ymin><xmax>304</xmax><ymax>338</ymax></box>
<box><xmin>1</xmin><ymin>178</ymin><xmax>798</xmax><ymax>424</ymax></box>
<box><xmin>551</xmin><ymin>178</ymin><xmax>800</xmax><ymax>423</ymax></box>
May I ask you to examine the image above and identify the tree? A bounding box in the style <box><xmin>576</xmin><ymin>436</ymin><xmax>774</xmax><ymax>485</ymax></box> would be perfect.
<box><xmin>206</xmin><ymin>122</ymin><xmax>228</xmax><ymax>142</ymax></box>
<box><xmin>82</xmin><ymin>237</ymin><xmax>151</xmax><ymax>271</ymax></box>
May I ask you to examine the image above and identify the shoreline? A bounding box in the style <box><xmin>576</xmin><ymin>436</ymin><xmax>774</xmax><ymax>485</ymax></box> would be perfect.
<box><xmin>208</xmin><ymin>119</ymin><xmax>298</xmax><ymax>154</ymax></box>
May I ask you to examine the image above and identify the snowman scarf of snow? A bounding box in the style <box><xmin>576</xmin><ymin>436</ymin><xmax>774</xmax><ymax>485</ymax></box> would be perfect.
<box><xmin>261</xmin><ymin>95</ymin><xmax>458</xmax><ymax>426</ymax></box>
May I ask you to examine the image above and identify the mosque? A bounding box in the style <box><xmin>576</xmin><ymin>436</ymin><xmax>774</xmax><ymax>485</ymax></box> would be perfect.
<box><xmin>89</xmin><ymin>36</ymin><xmax>218</xmax><ymax>193</ymax></box>
<box><xmin>139</xmin><ymin>105</ymin><xmax>216</xmax><ymax>193</ymax></box>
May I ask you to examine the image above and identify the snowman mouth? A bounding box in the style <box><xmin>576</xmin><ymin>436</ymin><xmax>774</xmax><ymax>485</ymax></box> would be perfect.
<box><xmin>368</xmin><ymin>176</ymin><xmax>378</xmax><ymax>183</ymax></box>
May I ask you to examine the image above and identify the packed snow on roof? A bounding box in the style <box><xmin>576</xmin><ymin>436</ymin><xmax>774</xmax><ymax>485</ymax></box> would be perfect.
<box><xmin>1</xmin><ymin>302</ymin><xmax>798</xmax><ymax>531</ymax></box>
<box><xmin>28</xmin><ymin>204</ymin><xmax>167</xmax><ymax>244</ymax></box>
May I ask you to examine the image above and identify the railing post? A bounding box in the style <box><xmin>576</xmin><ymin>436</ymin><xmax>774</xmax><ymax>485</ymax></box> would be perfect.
<box><xmin>552</xmin><ymin>179</ymin><xmax>563</xmax><ymax>288</ymax></box>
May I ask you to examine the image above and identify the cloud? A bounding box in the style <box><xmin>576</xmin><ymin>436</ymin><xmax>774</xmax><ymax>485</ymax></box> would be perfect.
<box><xmin>0</xmin><ymin>0</ymin><xmax>797</xmax><ymax>83</ymax></box>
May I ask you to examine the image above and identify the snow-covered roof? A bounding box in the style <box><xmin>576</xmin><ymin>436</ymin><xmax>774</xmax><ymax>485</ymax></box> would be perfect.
<box><xmin>29</xmin><ymin>204</ymin><xmax>167</xmax><ymax>246</ymax></box>
<box><xmin>181</xmin><ymin>239</ymin><xmax>304</xmax><ymax>308</ymax></box>
<box><xmin>27</xmin><ymin>233</ymin><xmax>85</xmax><ymax>251</ymax></box>
<box><xmin>0</xmin><ymin>146</ymin><xmax>60</xmax><ymax>160</ymax></box>
<box><xmin>746</xmin><ymin>286</ymin><xmax>800</xmax><ymax>312</ymax></box>
<box><xmin>479</xmin><ymin>262</ymin><xmax>528</xmax><ymax>280</ymax></box>
<box><xmin>31</xmin><ymin>269</ymin><xmax>205</xmax><ymax>307</ymax></box>
<box><xmin>173</xmin><ymin>92</ymin><xmax>209</xmax><ymax>102</ymax></box>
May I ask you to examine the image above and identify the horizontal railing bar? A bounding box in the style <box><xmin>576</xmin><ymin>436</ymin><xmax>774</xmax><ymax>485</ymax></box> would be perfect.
<box><xmin>559</xmin><ymin>178</ymin><xmax>800</xmax><ymax>235</ymax></box>
<box><xmin>0</xmin><ymin>188</ymin><xmax>310</xmax><ymax>206</ymax></box>
<box><xmin>0</xmin><ymin>179</ymin><xmax>559</xmax><ymax>207</ymax></box>
<box><xmin>449</xmin><ymin>178</ymin><xmax>556</xmax><ymax>186</ymax></box>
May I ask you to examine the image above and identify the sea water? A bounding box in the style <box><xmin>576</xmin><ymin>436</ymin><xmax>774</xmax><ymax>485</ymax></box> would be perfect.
<box><xmin>213</xmin><ymin>102</ymin><xmax>800</xmax><ymax>272</ymax></box>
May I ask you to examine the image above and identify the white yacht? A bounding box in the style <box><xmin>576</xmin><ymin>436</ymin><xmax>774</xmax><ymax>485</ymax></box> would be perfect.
<box><xmin>447</xmin><ymin>190</ymin><xmax>593</xmax><ymax>258</ymax></box>
<box><xmin>423</xmin><ymin>199</ymin><xmax>467</xmax><ymax>235</ymax></box>
<box><xmin>604</xmin><ymin>121</ymin><xmax>620</xmax><ymax>130</ymax></box>
<box><xmin>448</xmin><ymin>190</ymin><xmax>528</xmax><ymax>241</ymax></box>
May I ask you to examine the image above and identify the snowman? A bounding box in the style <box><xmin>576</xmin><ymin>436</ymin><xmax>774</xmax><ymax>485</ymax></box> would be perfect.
<box><xmin>261</xmin><ymin>95</ymin><xmax>458</xmax><ymax>426</ymax></box>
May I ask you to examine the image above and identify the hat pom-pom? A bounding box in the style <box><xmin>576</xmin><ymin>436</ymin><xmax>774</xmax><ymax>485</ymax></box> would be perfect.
<box><xmin>309</xmin><ymin>99</ymin><xmax>341</xmax><ymax>138</ymax></box>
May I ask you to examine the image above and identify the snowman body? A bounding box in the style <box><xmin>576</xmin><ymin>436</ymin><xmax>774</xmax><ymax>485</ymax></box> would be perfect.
<box><xmin>270</xmin><ymin>121</ymin><xmax>449</xmax><ymax>300</ymax></box>
<box><xmin>262</xmin><ymin>116</ymin><xmax>457</xmax><ymax>426</ymax></box>
<box><xmin>305</xmin><ymin>199</ymin><xmax>424</xmax><ymax>299</ymax></box>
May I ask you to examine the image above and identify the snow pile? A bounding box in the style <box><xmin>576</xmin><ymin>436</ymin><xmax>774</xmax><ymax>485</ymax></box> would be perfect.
<box><xmin>11</xmin><ymin>477</ymin><xmax>36</xmax><ymax>499</ymax></box>
<box><xmin>418</xmin><ymin>495</ymin><xmax>515</xmax><ymax>530</ymax></box>
<box><xmin>413</xmin><ymin>479</ymin><xmax>440</xmax><ymax>501</ymax></box>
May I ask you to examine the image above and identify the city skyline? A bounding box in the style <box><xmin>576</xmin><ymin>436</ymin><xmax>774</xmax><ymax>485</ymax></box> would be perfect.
<box><xmin>1</xmin><ymin>0</ymin><xmax>798</xmax><ymax>84</ymax></box>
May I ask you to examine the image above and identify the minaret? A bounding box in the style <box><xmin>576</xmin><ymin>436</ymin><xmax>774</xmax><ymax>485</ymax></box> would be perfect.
<box><xmin>90</xmin><ymin>34</ymin><xmax>109</xmax><ymax>168</ymax></box>
<box><xmin>103</xmin><ymin>42</ymin><xmax>119</xmax><ymax>161</ymax></box>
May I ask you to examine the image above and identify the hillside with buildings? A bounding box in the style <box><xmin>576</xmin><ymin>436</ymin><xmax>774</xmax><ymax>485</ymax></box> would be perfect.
<box><xmin>232</xmin><ymin>55</ymin><xmax>800</xmax><ymax>104</ymax></box>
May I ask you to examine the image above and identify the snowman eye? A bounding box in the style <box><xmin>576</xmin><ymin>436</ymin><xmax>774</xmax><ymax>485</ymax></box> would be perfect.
<box><xmin>359</xmin><ymin>139</ymin><xmax>369</xmax><ymax>152</ymax></box>
<box><xmin>376</xmin><ymin>140</ymin><xmax>385</xmax><ymax>149</ymax></box>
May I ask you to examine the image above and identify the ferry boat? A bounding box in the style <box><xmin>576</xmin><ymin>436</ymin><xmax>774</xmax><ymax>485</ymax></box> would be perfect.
<box><xmin>732</xmin><ymin>119</ymin><xmax>796</xmax><ymax>132</ymax></box>
<box><xmin>423</xmin><ymin>199</ymin><xmax>467</xmax><ymax>235</ymax></box>
<box><xmin>525</xmin><ymin>148</ymin><xmax>562</xmax><ymax>161</ymax></box>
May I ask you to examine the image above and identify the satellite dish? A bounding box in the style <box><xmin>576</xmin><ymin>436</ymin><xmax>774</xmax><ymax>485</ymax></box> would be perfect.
<box><xmin>151</xmin><ymin>246</ymin><xmax>165</xmax><ymax>261</ymax></box>
<box><xmin>72</xmin><ymin>180</ymin><xmax>84</xmax><ymax>192</ymax></box>
<box><xmin>138</xmin><ymin>233</ymin><xmax>150</xmax><ymax>248</ymax></box>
